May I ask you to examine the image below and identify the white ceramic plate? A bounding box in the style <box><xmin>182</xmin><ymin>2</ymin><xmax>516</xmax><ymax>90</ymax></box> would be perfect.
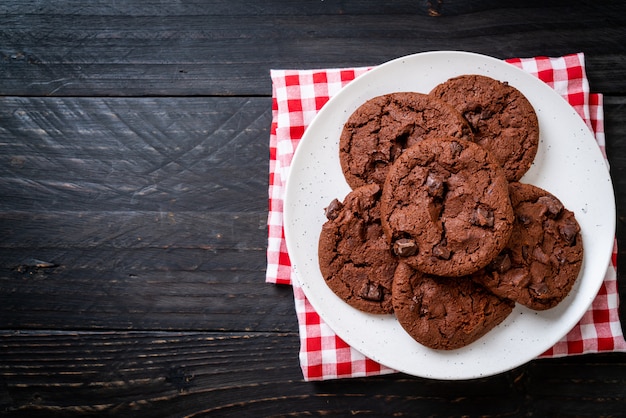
<box><xmin>283</xmin><ymin>51</ymin><xmax>616</xmax><ymax>380</ymax></box>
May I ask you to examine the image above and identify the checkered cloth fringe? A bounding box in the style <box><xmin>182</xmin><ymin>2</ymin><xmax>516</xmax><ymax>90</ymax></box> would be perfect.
<box><xmin>267</xmin><ymin>53</ymin><xmax>626</xmax><ymax>381</ymax></box>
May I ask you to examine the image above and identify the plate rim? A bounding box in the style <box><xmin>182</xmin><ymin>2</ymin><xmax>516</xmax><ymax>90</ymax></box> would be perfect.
<box><xmin>283</xmin><ymin>50</ymin><xmax>616</xmax><ymax>380</ymax></box>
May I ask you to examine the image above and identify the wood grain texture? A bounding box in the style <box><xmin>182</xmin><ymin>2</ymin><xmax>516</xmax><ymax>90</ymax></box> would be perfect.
<box><xmin>1</xmin><ymin>330</ymin><xmax>626</xmax><ymax>417</ymax></box>
<box><xmin>1</xmin><ymin>1</ymin><xmax>625</xmax><ymax>96</ymax></box>
<box><xmin>0</xmin><ymin>96</ymin><xmax>286</xmax><ymax>333</ymax></box>
<box><xmin>0</xmin><ymin>331</ymin><xmax>304</xmax><ymax>417</ymax></box>
<box><xmin>0</xmin><ymin>265</ymin><xmax>296</xmax><ymax>331</ymax></box>
<box><xmin>0</xmin><ymin>97</ymin><xmax>270</xmax><ymax>212</ymax></box>
<box><xmin>604</xmin><ymin>96</ymin><xmax>626</xmax><ymax>328</ymax></box>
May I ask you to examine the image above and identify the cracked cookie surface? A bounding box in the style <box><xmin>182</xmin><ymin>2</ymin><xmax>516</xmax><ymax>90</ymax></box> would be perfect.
<box><xmin>380</xmin><ymin>137</ymin><xmax>514</xmax><ymax>277</ymax></box>
<box><xmin>430</xmin><ymin>74</ymin><xmax>539</xmax><ymax>182</ymax></box>
<box><xmin>392</xmin><ymin>263</ymin><xmax>514</xmax><ymax>350</ymax></box>
<box><xmin>339</xmin><ymin>92</ymin><xmax>473</xmax><ymax>189</ymax></box>
<box><xmin>473</xmin><ymin>182</ymin><xmax>584</xmax><ymax>310</ymax></box>
<box><xmin>318</xmin><ymin>183</ymin><xmax>397</xmax><ymax>314</ymax></box>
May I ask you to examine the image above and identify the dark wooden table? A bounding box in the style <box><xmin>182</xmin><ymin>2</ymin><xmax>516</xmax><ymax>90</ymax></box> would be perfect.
<box><xmin>2</xmin><ymin>1</ymin><xmax>626</xmax><ymax>416</ymax></box>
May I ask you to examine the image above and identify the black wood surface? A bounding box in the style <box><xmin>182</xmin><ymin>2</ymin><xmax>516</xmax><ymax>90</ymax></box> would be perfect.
<box><xmin>2</xmin><ymin>1</ymin><xmax>626</xmax><ymax>416</ymax></box>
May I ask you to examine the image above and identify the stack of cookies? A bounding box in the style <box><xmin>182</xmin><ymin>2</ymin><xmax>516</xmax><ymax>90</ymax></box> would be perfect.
<box><xmin>318</xmin><ymin>74</ymin><xmax>584</xmax><ymax>350</ymax></box>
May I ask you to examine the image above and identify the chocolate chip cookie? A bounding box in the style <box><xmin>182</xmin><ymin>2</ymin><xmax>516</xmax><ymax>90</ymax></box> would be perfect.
<box><xmin>473</xmin><ymin>182</ymin><xmax>584</xmax><ymax>310</ymax></box>
<box><xmin>430</xmin><ymin>74</ymin><xmax>539</xmax><ymax>182</ymax></box>
<box><xmin>339</xmin><ymin>92</ymin><xmax>473</xmax><ymax>189</ymax></box>
<box><xmin>392</xmin><ymin>263</ymin><xmax>514</xmax><ymax>350</ymax></box>
<box><xmin>380</xmin><ymin>136</ymin><xmax>514</xmax><ymax>277</ymax></box>
<box><xmin>318</xmin><ymin>183</ymin><xmax>397</xmax><ymax>314</ymax></box>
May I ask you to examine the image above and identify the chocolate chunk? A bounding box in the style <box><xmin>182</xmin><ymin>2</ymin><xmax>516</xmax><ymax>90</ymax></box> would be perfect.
<box><xmin>360</xmin><ymin>282</ymin><xmax>383</xmax><ymax>301</ymax></box>
<box><xmin>432</xmin><ymin>243</ymin><xmax>451</xmax><ymax>260</ymax></box>
<box><xmin>449</xmin><ymin>141</ymin><xmax>464</xmax><ymax>158</ymax></box>
<box><xmin>491</xmin><ymin>253</ymin><xmax>512</xmax><ymax>273</ymax></box>
<box><xmin>324</xmin><ymin>199</ymin><xmax>343</xmax><ymax>220</ymax></box>
<box><xmin>518</xmin><ymin>214</ymin><xmax>532</xmax><ymax>226</ymax></box>
<box><xmin>471</xmin><ymin>206</ymin><xmax>495</xmax><ymax>228</ymax></box>
<box><xmin>394</xmin><ymin>238</ymin><xmax>418</xmax><ymax>257</ymax></box>
<box><xmin>537</xmin><ymin>195</ymin><xmax>563</xmax><ymax>218</ymax></box>
<box><xmin>521</xmin><ymin>245</ymin><xmax>530</xmax><ymax>260</ymax></box>
<box><xmin>530</xmin><ymin>282</ymin><xmax>549</xmax><ymax>297</ymax></box>
<box><xmin>425</xmin><ymin>172</ymin><xmax>445</xmax><ymax>198</ymax></box>
<box><xmin>559</xmin><ymin>219</ymin><xmax>580</xmax><ymax>245</ymax></box>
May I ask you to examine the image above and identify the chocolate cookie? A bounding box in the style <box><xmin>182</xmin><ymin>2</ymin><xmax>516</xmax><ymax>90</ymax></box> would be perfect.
<box><xmin>473</xmin><ymin>182</ymin><xmax>584</xmax><ymax>310</ymax></box>
<box><xmin>430</xmin><ymin>74</ymin><xmax>539</xmax><ymax>182</ymax></box>
<box><xmin>318</xmin><ymin>183</ymin><xmax>397</xmax><ymax>314</ymax></box>
<box><xmin>392</xmin><ymin>263</ymin><xmax>514</xmax><ymax>350</ymax></box>
<box><xmin>339</xmin><ymin>92</ymin><xmax>473</xmax><ymax>189</ymax></box>
<box><xmin>380</xmin><ymin>137</ymin><xmax>514</xmax><ymax>277</ymax></box>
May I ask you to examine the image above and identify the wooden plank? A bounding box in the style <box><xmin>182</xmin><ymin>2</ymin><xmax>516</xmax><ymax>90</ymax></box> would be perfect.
<box><xmin>604</xmin><ymin>96</ymin><xmax>626</xmax><ymax>327</ymax></box>
<box><xmin>0</xmin><ymin>264</ymin><xmax>297</xmax><ymax>331</ymax></box>
<box><xmin>0</xmin><ymin>0</ymin><xmax>612</xmax><ymax>17</ymax></box>
<box><xmin>2</xmin><ymin>1</ymin><xmax>625</xmax><ymax>96</ymax></box>
<box><xmin>0</xmin><ymin>240</ymin><xmax>282</xmax><ymax>332</ymax></box>
<box><xmin>0</xmin><ymin>211</ymin><xmax>266</xmax><ymax>250</ymax></box>
<box><xmin>0</xmin><ymin>247</ymin><xmax>266</xmax><ymax>273</ymax></box>
<box><xmin>4</xmin><ymin>0</ymin><xmax>584</xmax><ymax>17</ymax></box>
<box><xmin>522</xmin><ymin>357</ymin><xmax>626</xmax><ymax>417</ymax></box>
<box><xmin>0</xmin><ymin>331</ymin><xmax>304</xmax><ymax>416</ymax></box>
<box><xmin>605</xmin><ymin>96</ymin><xmax>626</xmax><ymax>212</ymax></box>
<box><xmin>0</xmin><ymin>0</ymin><xmax>447</xmax><ymax>16</ymax></box>
<box><xmin>0</xmin><ymin>97</ymin><xmax>270</xmax><ymax>212</ymax></box>
<box><xmin>1</xmin><ymin>330</ymin><xmax>626</xmax><ymax>417</ymax></box>
<box><xmin>0</xmin><ymin>205</ymin><xmax>285</xmax><ymax>333</ymax></box>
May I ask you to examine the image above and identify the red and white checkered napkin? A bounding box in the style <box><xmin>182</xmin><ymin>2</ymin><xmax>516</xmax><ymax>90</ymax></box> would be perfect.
<box><xmin>267</xmin><ymin>53</ymin><xmax>626</xmax><ymax>381</ymax></box>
